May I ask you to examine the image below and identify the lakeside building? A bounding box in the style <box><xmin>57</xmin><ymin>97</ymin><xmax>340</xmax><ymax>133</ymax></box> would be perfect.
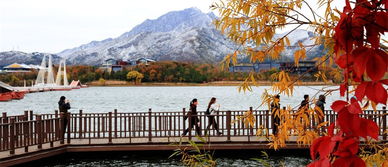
<box><xmin>229</xmin><ymin>62</ymin><xmax>280</xmax><ymax>72</ymax></box>
<box><xmin>2</xmin><ymin>63</ymin><xmax>43</xmax><ymax>73</ymax></box>
<box><xmin>100</xmin><ymin>58</ymin><xmax>156</xmax><ymax>73</ymax></box>
<box><xmin>279</xmin><ymin>61</ymin><xmax>317</xmax><ymax>74</ymax></box>
<box><xmin>229</xmin><ymin>61</ymin><xmax>317</xmax><ymax>73</ymax></box>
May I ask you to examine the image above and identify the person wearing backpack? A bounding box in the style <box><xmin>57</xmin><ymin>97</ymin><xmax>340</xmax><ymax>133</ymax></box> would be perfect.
<box><xmin>182</xmin><ymin>99</ymin><xmax>201</xmax><ymax>136</ymax></box>
<box><xmin>205</xmin><ymin>97</ymin><xmax>222</xmax><ymax>136</ymax></box>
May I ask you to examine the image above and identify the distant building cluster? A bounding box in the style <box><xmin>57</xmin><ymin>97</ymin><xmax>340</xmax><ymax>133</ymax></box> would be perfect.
<box><xmin>100</xmin><ymin>58</ymin><xmax>156</xmax><ymax>73</ymax></box>
<box><xmin>229</xmin><ymin>61</ymin><xmax>317</xmax><ymax>74</ymax></box>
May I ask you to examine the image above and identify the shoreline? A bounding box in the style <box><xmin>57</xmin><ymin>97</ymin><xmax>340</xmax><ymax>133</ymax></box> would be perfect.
<box><xmin>88</xmin><ymin>80</ymin><xmax>337</xmax><ymax>87</ymax></box>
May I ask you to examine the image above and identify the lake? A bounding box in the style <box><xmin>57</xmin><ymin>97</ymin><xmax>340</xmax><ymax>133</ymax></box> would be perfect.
<box><xmin>24</xmin><ymin>150</ymin><xmax>312</xmax><ymax>167</ymax></box>
<box><xmin>0</xmin><ymin>86</ymin><xmax>349</xmax><ymax>115</ymax></box>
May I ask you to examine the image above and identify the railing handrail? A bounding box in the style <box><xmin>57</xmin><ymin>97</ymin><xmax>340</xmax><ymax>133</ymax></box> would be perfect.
<box><xmin>0</xmin><ymin>107</ymin><xmax>386</xmax><ymax>155</ymax></box>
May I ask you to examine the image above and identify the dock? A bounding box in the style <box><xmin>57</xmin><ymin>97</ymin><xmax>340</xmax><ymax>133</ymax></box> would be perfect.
<box><xmin>0</xmin><ymin>108</ymin><xmax>386</xmax><ymax>166</ymax></box>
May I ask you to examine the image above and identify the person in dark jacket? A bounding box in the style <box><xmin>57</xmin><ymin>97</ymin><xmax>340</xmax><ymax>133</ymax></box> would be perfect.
<box><xmin>299</xmin><ymin>94</ymin><xmax>310</xmax><ymax>110</ymax></box>
<box><xmin>271</xmin><ymin>95</ymin><xmax>281</xmax><ymax>135</ymax></box>
<box><xmin>315</xmin><ymin>95</ymin><xmax>326</xmax><ymax>123</ymax></box>
<box><xmin>183</xmin><ymin>99</ymin><xmax>201</xmax><ymax>136</ymax></box>
<box><xmin>58</xmin><ymin>96</ymin><xmax>71</xmax><ymax>136</ymax></box>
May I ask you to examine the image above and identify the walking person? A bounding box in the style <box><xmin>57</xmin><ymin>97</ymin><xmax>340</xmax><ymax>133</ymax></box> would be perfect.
<box><xmin>58</xmin><ymin>96</ymin><xmax>71</xmax><ymax>136</ymax></box>
<box><xmin>183</xmin><ymin>99</ymin><xmax>201</xmax><ymax>136</ymax></box>
<box><xmin>205</xmin><ymin>97</ymin><xmax>223</xmax><ymax>136</ymax></box>
<box><xmin>299</xmin><ymin>94</ymin><xmax>310</xmax><ymax>110</ymax></box>
<box><xmin>315</xmin><ymin>95</ymin><xmax>326</xmax><ymax>133</ymax></box>
<box><xmin>315</xmin><ymin>95</ymin><xmax>325</xmax><ymax>122</ymax></box>
<box><xmin>271</xmin><ymin>95</ymin><xmax>281</xmax><ymax>135</ymax></box>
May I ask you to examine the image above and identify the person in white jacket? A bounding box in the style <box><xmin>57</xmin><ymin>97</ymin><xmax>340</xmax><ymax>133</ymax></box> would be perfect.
<box><xmin>205</xmin><ymin>97</ymin><xmax>222</xmax><ymax>136</ymax></box>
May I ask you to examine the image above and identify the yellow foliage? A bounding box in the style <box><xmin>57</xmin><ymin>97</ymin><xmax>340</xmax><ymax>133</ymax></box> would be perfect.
<box><xmin>126</xmin><ymin>71</ymin><xmax>144</xmax><ymax>84</ymax></box>
<box><xmin>271</xmin><ymin>71</ymin><xmax>294</xmax><ymax>96</ymax></box>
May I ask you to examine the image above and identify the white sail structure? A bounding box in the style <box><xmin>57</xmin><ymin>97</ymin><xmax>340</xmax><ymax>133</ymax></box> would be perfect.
<box><xmin>35</xmin><ymin>55</ymin><xmax>47</xmax><ymax>85</ymax></box>
<box><xmin>55</xmin><ymin>60</ymin><xmax>63</xmax><ymax>85</ymax></box>
<box><xmin>63</xmin><ymin>60</ymin><xmax>68</xmax><ymax>86</ymax></box>
<box><xmin>54</xmin><ymin>59</ymin><xmax>69</xmax><ymax>86</ymax></box>
<box><xmin>47</xmin><ymin>55</ymin><xmax>55</xmax><ymax>85</ymax></box>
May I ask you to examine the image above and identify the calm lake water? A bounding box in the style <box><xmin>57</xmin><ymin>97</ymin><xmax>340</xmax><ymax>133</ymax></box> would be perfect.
<box><xmin>0</xmin><ymin>86</ymin><xmax>350</xmax><ymax>115</ymax></box>
<box><xmin>24</xmin><ymin>150</ymin><xmax>311</xmax><ymax>167</ymax></box>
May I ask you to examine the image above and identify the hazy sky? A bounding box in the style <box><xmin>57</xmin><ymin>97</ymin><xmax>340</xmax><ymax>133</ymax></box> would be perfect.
<box><xmin>0</xmin><ymin>0</ymin><xmax>215</xmax><ymax>53</ymax></box>
<box><xmin>0</xmin><ymin>0</ymin><xmax>345</xmax><ymax>53</ymax></box>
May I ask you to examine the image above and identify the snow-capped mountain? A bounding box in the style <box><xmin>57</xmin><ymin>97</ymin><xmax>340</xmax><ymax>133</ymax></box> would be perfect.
<box><xmin>272</xmin><ymin>29</ymin><xmax>324</xmax><ymax>61</ymax></box>
<box><xmin>0</xmin><ymin>51</ymin><xmax>61</xmax><ymax>67</ymax></box>
<box><xmin>1</xmin><ymin>7</ymin><xmax>325</xmax><ymax>66</ymax></box>
<box><xmin>57</xmin><ymin>7</ymin><xmax>235</xmax><ymax>65</ymax></box>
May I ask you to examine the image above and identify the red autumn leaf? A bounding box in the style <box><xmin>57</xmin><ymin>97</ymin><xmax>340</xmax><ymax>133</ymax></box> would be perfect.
<box><xmin>376</xmin><ymin>48</ymin><xmax>388</xmax><ymax>62</ymax></box>
<box><xmin>327</xmin><ymin>122</ymin><xmax>335</xmax><ymax>136</ymax></box>
<box><xmin>348</xmin><ymin>99</ymin><xmax>362</xmax><ymax>114</ymax></box>
<box><xmin>352</xmin><ymin>47</ymin><xmax>371</xmax><ymax>79</ymax></box>
<box><xmin>358</xmin><ymin>118</ymin><xmax>379</xmax><ymax>139</ymax></box>
<box><xmin>366</xmin><ymin>51</ymin><xmax>387</xmax><ymax>81</ymax></box>
<box><xmin>333</xmin><ymin>138</ymin><xmax>359</xmax><ymax>157</ymax></box>
<box><xmin>334</xmin><ymin>12</ymin><xmax>353</xmax><ymax>53</ymax></box>
<box><xmin>333</xmin><ymin>156</ymin><xmax>366</xmax><ymax>167</ymax></box>
<box><xmin>310</xmin><ymin>136</ymin><xmax>336</xmax><ymax>160</ymax></box>
<box><xmin>375</xmin><ymin>11</ymin><xmax>388</xmax><ymax>32</ymax></box>
<box><xmin>331</xmin><ymin>100</ymin><xmax>348</xmax><ymax>112</ymax></box>
<box><xmin>335</xmin><ymin>54</ymin><xmax>348</xmax><ymax>69</ymax></box>
<box><xmin>381</xmin><ymin>79</ymin><xmax>388</xmax><ymax>85</ymax></box>
<box><xmin>366</xmin><ymin>24</ymin><xmax>380</xmax><ymax>48</ymax></box>
<box><xmin>310</xmin><ymin>136</ymin><xmax>328</xmax><ymax>160</ymax></box>
<box><xmin>355</xmin><ymin>82</ymin><xmax>368</xmax><ymax>101</ymax></box>
<box><xmin>308</xmin><ymin>158</ymin><xmax>331</xmax><ymax>167</ymax></box>
<box><xmin>337</xmin><ymin>109</ymin><xmax>361</xmax><ymax>136</ymax></box>
<box><xmin>340</xmin><ymin>83</ymin><xmax>347</xmax><ymax>97</ymax></box>
<box><xmin>350</xmin><ymin>157</ymin><xmax>366</xmax><ymax>167</ymax></box>
<box><xmin>365</xmin><ymin>82</ymin><xmax>387</xmax><ymax>105</ymax></box>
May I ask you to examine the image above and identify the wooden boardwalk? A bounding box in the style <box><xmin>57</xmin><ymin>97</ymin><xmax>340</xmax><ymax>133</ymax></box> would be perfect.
<box><xmin>0</xmin><ymin>108</ymin><xmax>387</xmax><ymax>166</ymax></box>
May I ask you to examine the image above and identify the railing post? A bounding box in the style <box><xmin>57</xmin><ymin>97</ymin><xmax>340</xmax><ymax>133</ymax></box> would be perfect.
<box><xmin>9</xmin><ymin>118</ymin><xmax>15</xmax><ymax>155</ymax></box>
<box><xmin>182</xmin><ymin>108</ymin><xmax>186</xmax><ymax>136</ymax></box>
<box><xmin>114</xmin><ymin>109</ymin><xmax>118</xmax><ymax>138</ymax></box>
<box><xmin>108</xmin><ymin>112</ymin><xmax>112</xmax><ymax>144</ymax></box>
<box><xmin>23</xmin><ymin>114</ymin><xmax>28</xmax><ymax>152</ymax></box>
<box><xmin>2</xmin><ymin>112</ymin><xmax>7</xmax><ymax>122</ymax></box>
<box><xmin>24</xmin><ymin>110</ymin><xmax>28</xmax><ymax>120</ymax></box>
<box><xmin>249</xmin><ymin>107</ymin><xmax>254</xmax><ymax>136</ymax></box>
<box><xmin>67</xmin><ymin>112</ymin><xmax>71</xmax><ymax>144</ymax></box>
<box><xmin>148</xmin><ymin>108</ymin><xmax>152</xmax><ymax>142</ymax></box>
<box><xmin>226</xmin><ymin>110</ymin><xmax>231</xmax><ymax>142</ymax></box>
<box><xmin>29</xmin><ymin>110</ymin><xmax>33</xmax><ymax>121</ymax></box>
<box><xmin>37</xmin><ymin>115</ymin><xmax>42</xmax><ymax>149</ymax></box>
<box><xmin>2</xmin><ymin>112</ymin><xmax>8</xmax><ymax>151</ymax></box>
<box><xmin>60</xmin><ymin>113</ymin><xmax>65</xmax><ymax>144</ymax></box>
<box><xmin>79</xmin><ymin>110</ymin><xmax>83</xmax><ymax>138</ymax></box>
<box><xmin>383</xmin><ymin>106</ymin><xmax>387</xmax><ymax>140</ymax></box>
<box><xmin>188</xmin><ymin>110</ymin><xmax>192</xmax><ymax>140</ymax></box>
<box><xmin>54</xmin><ymin>110</ymin><xmax>58</xmax><ymax>118</ymax></box>
<box><xmin>266</xmin><ymin>108</ymin><xmax>270</xmax><ymax>131</ymax></box>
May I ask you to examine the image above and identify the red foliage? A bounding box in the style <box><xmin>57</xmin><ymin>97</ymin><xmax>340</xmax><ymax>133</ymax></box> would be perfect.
<box><xmin>309</xmin><ymin>0</ymin><xmax>386</xmax><ymax>166</ymax></box>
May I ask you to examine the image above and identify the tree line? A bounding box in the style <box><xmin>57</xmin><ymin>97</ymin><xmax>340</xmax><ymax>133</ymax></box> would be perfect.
<box><xmin>0</xmin><ymin>61</ymin><xmax>342</xmax><ymax>86</ymax></box>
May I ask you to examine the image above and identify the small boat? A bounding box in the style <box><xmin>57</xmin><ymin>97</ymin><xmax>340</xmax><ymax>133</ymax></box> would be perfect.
<box><xmin>10</xmin><ymin>92</ymin><xmax>25</xmax><ymax>100</ymax></box>
<box><xmin>0</xmin><ymin>92</ymin><xmax>12</xmax><ymax>101</ymax></box>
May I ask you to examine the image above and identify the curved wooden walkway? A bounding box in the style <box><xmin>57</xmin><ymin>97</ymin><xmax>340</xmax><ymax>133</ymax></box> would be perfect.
<box><xmin>0</xmin><ymin>108</ymin><xmax>387</xmax><ymax>166</ymax></box>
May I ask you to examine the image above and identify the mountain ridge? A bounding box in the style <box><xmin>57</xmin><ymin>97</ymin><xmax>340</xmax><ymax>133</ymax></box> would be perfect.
<box><xmin>0</xmin><ymin>7</ymin><xmax>324</xmax><ymax>66</ymax></box>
